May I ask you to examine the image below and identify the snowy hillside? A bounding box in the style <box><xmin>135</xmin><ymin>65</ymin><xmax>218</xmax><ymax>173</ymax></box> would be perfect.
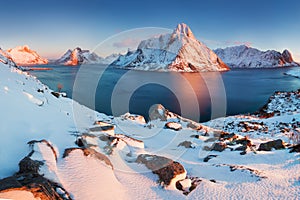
<box><xmin>0</xmin><ymin>48</ymin><xmax>16</xmax><ymax>67</ymax></box>
<box><xmin>6</xmin><ymin>45</ymin><xmax>48</xmax><ymax>66</ymax></box>
<box><xmin>0</xmin><ymin>60</ymin><xmax>299</xmax><ymax>199</ymax></box>
<box><xmin>111</xmin><ymin>23</ymin><xmax>229</xmax><ymax>72</ymax></box>
<box><xmin>214</xmin><ymin>45</ymin><xmax>299</xmax><ymax>68</ymax></box>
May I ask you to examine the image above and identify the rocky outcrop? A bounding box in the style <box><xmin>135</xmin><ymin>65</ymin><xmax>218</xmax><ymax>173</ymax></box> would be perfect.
<box><xmin>165</xmin><ymin>122</ymin><xmax>182</xmax><ymax>131</ymax></box>
<box><xmin>289</xmin><ymin>144</ymin><xmax>300</xmax><ymax>153</ymax></box>
<box><xmin>258</xmin><ymin>139</ymin><xmax>285</xmax><ymax>151</ymax></box>
<box><xmin>149</xmin><ymin>104</ymin><xmax>168</xmax><ymax>121</ymax></box>
<box><xmin>0</xmin><ymin>156</ymin><xmax>71</xmax><ymax>200</ymax></box>
<box><xmin>136</xmin><ymin>154</ymin><xmax>186</xmax><ymax>188</ymax></box>
<box><xmin>211</xmin><ymin>142</ymin><xmax>227</xmax><ymax>152</ymax></box>
<box><xmin>282</xmin><ymin>49</ymin><xmax>294</xmax><ymax>63</ymax></box>
<box><xmin>63</xmin><ymin>147</ymin><xmax>113</xmax><ymax>168</ymax></box>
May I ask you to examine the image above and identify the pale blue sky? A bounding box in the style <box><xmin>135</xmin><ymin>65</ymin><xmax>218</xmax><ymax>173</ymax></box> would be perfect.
<box><xmin>1</xmin><ymin>0</ymin><xmax>299</xmax><ymax>61</ymax></box>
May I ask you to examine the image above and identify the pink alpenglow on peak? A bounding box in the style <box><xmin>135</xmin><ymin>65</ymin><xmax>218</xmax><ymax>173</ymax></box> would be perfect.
<box><xmin>6</xmin><ymin>45</ymin><xmax>48</xmax><ymax>66</ymax></box>
<box><xmin>55</xmin><ymin>47</ymin><xmax>110</xmax><ymax>66</ymax></box>
<box><xmin>111</xmin><ymin>23</ymin><xmax>230</xmax><ymax>72</ymax></box>
<box><xmin>173</xmin><ymin>23</ymin><xmax>196</xmax><ymax>39</ymax></box>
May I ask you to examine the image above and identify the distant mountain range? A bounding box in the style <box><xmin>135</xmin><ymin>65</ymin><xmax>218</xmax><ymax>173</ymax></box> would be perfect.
<box><xmin>53</xmin><ymin>47</ymin><xmax>120</xmax><ymax>66</ymax></box>
<box><xmin>0</xmin><ymin>24</ymin><xmax>299</xmax><ymax>69</ymax></box>
<box><xmin>111</xmin><ymin>23</ymin><xmax>229</xmax><ymax>72</ymax></box>
<box><xmin>214</xmin><ymin>45</ymin><xmax>299</xmax><ymax>68</ymax></box>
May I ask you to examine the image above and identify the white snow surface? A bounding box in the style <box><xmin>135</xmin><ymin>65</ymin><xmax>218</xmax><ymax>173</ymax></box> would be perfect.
<box><xmin>0</xmin><ymin>60</ymin><xmax>299</xmax><ymax>199</ymax></box>
<box><xmin>111</xmin><ymin>23</ymin><xmax>229</xmax><ymax>72</ymax></box>
<box><xmin>214</xmin><ymin>45</ymin><xmax>300</xmax><ymax>68</ymax></box>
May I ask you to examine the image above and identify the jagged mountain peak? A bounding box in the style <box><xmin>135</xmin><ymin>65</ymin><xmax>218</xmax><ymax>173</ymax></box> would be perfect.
<box><xmin>172</xmin><ymin>23</ymin><xmax>196</xmax><ymax>39</ymax></box>
<box><xmin>112</xmin><ymin>23</ymin><xmax>229</xmax><ymax>72</ymax></box>
<box><xmin>55</xmin><ymin>47</ymin><xmax>118</xmax><ymax>65</ymax></box>
<box><xmin>282</xmin><ymin>49</ymin><xmax>293</xmax><ymax>63</ymax></box>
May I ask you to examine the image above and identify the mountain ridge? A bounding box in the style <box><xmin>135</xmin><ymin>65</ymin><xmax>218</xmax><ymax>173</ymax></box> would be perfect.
<box><xmin>214</xmin><ymin>45</ymin><xmax>299</xmax><ymax>68</ymax></box>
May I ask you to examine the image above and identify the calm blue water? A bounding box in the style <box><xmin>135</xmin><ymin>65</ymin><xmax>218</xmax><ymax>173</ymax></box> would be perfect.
<box><xmin>29</xmin><ymin>65</ymin><xmax>300</xmax><ymax>122</ymax></box>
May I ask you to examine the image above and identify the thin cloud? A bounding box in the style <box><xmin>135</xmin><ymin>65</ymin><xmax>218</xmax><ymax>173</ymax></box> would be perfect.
<box><xmin>113</xmin><ymin>38</ymin><xmax>141</xmax><ymax>48</ymax></box>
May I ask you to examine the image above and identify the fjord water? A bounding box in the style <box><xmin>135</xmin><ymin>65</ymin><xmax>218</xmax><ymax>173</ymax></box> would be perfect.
<box><xmin>30</xmin><ymin>65</ymin><xmax>300</xmax><ymax>122</ymax></box>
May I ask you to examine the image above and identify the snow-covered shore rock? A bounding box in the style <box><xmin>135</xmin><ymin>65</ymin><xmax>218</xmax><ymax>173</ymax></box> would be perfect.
<box><xmin>284</xmin><ymin>67</ymin><xmax>300</xmax><ymax>78</ymax></box>
<box><xmin>111</xmin><ymin>23</ymin><xmax>229</xmax><ymax>72</ymax></box>
<box><xmin>214</xmin><ymin>45</ymin><xmax>300</xmax><ymax>68</ymax></box>
<box><xmin>6</xmin><ymin>45</ymin><xmax>48</xmax><ymax>66</ymax></box>
<box><xmin>0</xmin><ymin>59</ymin><xmax>299</xmax><ymax>199</ymax></box>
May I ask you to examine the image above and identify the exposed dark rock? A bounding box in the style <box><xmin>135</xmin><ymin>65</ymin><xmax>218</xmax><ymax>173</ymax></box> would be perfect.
<box><xmin>282</xmin><ymin>49</ymin><xmax>293</xmax><ymax>63</ymax></box>
<box><xmin>220</xmin><ymin>132</ymin><xmax>237</xmax><ymax>141</ymax></box>
<box><xmin>176</xmin><ymin>177</ymin><xmax>202</xmax><ymax>195</ymax></box>
<box><xmin>187</xmin><ymin>122</ymin><xmax>202</xmax><ymax>130</ymax></box>
<box><xmin>89</xmin><ymin>125</ymin><xmax>114</xmax><ymax>132</ymax></box>
<box><xmin>235</xmin><ymin>145</ymin><xmax>247</xmax><ymax>151</ymax></box>
<box><xmin>136</xmin><ymin>154</ymin><xmax>185</xmax><ymax>186</ymax></box>
<box><xmin>149</xmin><ymin>104</ymin><xmax>168</xmax><ymax>121</ymax></box>
<box><xmin>75</xmin><ymin>137</ymin><xmax>85</xmax><ymax>147</ymax></box>
<box><xmin>0</xmin><ymin>155</ymin><xmax>71</xmax><ymax>200</ymax></box>
<box><xmin>178</xmin><ymin>141</ymin><xmax>194</xmax><ymax>148</ymax></box>
<box><xmin>211</xmin><ymin>142</ymin><xmax>227</xmax><ymax>152</ymax></box>
<box><xmin>258</xmin><ymin>139</ymin><xmax>285</xmax><ymax>151</ymax></box>
<box><xmin>18</xmin><ymin>157</ymin><xmax>43</xmax><ymax>175</ymax></box>
<box><xmin>63</xmin><ymin>147</ymin><xmax>113</xmax><ymax>168</ymax></box>
<box><xmin>165</xmin><ymin>122</ymin><xmax>182</xmax><ymax>131</ymax></box>
<box><xmin>236</xmin><ymin>137</ymin><xmax>252</xmax><ymax>147</ymax></box>
<box><xmin>51</xmin><ymin>91</ymin><xmax>60</xmax><ymax>98</ymax></box>
<box><xmin>203</xmin><ymin>155</ymin><xmax>218</xmax><ymax>162</ymax></box>
<box><xmin>289</xmin><ymin>144</ymin><xmax>300</xmax><ymax>153</ymax></box>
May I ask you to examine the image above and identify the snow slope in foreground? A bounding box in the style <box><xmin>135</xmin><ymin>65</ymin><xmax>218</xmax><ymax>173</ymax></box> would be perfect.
<box><xmin>0</xmin><ymin>60</ymin><xmax>299</xmax><ymax>199</ymax></box>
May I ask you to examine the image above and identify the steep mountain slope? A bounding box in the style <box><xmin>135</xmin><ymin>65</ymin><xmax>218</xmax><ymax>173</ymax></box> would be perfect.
<box><xmin>214</xmin><ymin>45</ymin><xmax>299</xmax><ymax>68</ymax></box>
<box><xmin>55</xmin><ymin>47</ymin><xmax>105</xmax><ymax>66</ymax></box>
<box><xmin>0</xmin><ymin>48</ymin><xmax>16</xmax><ymax>67</ymax></box>
<box><xmin>55</xmin><ymin>48</ymin><xmax>121</xmax><ymax>66</ymax></box>
<box><xmin>6</xmin><ymin>45</ymin><xmax>48</xmax><ymax>66</ymax></box>
<box><xmin>111</xmin><ymin>23</ymin><xmax>229</xmax><ymax>72</ymax></box>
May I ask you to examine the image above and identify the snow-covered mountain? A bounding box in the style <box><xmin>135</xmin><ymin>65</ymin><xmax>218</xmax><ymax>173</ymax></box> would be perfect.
<box><xmin>102</xmin><ymin>53</ymin><xmax>122</xmax><ymax>64</ymax></box>
<box><xmin>214</xmin><ymin>45</ymin><xmax>300</xmax><ymax>68</ymax></box>
<box><xmin>6</xmin><ymin>45</ymin><xmax>48</xmax><ymax>66</ymax></box>
<box><xmin>111</xmin><ymin>23</ymin><xmax>229</xmax><ymax>72</ymax></box>
<box><xmin>55</xmin><ymin>47</ymin><xmax>106</xmax><ymax>66</ymax></box>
